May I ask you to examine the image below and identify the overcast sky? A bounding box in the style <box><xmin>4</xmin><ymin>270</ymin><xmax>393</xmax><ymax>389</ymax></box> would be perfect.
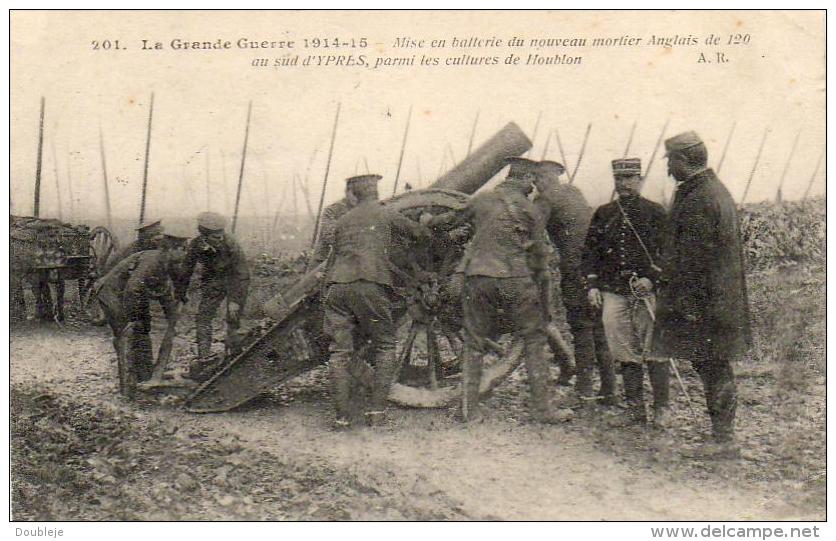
<box><xmin>10</xmin><ymin>10</ymin><xmax>825</xmax><ymax>231</ymax></box>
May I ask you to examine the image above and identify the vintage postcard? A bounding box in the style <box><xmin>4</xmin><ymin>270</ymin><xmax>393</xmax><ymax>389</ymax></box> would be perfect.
<box><xmin>8</xmin><ymin>10</ymin><xmax>825</xmax><ymax>525</ymax></box>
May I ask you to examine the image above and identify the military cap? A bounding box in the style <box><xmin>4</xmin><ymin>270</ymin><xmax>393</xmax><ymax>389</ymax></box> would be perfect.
<box><xmin>612</xmin><ymin>157</ymin><xmax>642</xmax><ymax>176</ymax></box>
<box><xmin>664</xmin><ymin>131</ymin><xmax>705</xmax><ymax>157</ymax></box>
<box><xmin>505</xmin><ymin>156</ymin><xmax>539</xmax><ymax>178</ymax></box>
<box><xmin>346</xmin><ymin>174</ymin><xmax>382</xmax><ymax>189</ymax></box>
<box><xmin>197</xmin><ymin>211</ymin><xmax>228</xmax><ymax>232</ymax></box>
<box><xmin>135</xmin><ymin>219</ymin><xmax>163</xmax><ymax>233</ymax></box>
<box><xmin>538</xmin><ymin>160</ymin><xmax>566</xmax><ymax>176</ymax></box>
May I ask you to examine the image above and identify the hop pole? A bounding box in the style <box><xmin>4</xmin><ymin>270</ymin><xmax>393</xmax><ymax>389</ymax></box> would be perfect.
<box><xmin>231</xmin><ymin>101</ymin><xmax>253</xmax><ymax>234</ymax></box>
<box><xmin>309</xmin><ymin>102</ymin><xmax>342</xmax><ymax>257</ymax></box>
<box><xmin>138</xmin><ymin>92</ymin><xmax>154</xmax><ymax>225</ymax></box>
<box><xmin>33</xmin><ymin>97</ymin><xmax>45</xmax><ymax>217</ymax></box>
<box><xmin>740</xmin><ymin>127</ymin><xmax>770</xmax><ymax>205</ymax></box>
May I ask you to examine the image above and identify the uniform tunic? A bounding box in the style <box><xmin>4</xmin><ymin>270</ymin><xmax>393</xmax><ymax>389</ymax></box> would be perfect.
<box><xmin>178</xmin><ymin>233</ymin><xmax>250</xmax><ymax>357</ymax></box>
<box><xmin>97</xmin><ymin>250</ymin><xmax>177</xmax><ymax>382</ymax></box>
<box><xmin>583</xmin><ymin>195</ymin><xmax>666</xmax><ymax>365</ymax></box>
<box><xmin>323</xmin><ymin>198</ymin><xmax>430</xmax><ymax>419</ymax></box>
<box><xmin>312</xmin><ymin>199</ymin><xmax>352</xmax><ymax>266</ymax></box>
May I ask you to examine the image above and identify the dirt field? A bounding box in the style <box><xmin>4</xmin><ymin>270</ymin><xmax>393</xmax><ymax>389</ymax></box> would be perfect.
<box><xmin>10</xmin><ymin>264</ymin><xmax>825</xmax><ymax>521</ymax></box>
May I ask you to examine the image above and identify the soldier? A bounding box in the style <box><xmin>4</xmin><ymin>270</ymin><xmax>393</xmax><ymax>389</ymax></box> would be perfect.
<box><xmin>653</xmin><ymin>131</ymin><xmax>751</xmax><ymax>457</ymax></box>
<box><xmin>428</xmin><ymin>157</ymin><xmax>571</xmax><ymax>424</ymax></box>
<box><xmin>583</xmin><ymin>158</ymin><xmax>669</xmax><ymax>425</ymax></box>
<box><xmin>312</xmin><ymin>199</ymin><xmax>353</xmax><ymax>266</ymax></box>
<box><xmin>176</xmin><ymin>212</ymin><xmax>250</xmax><ymax>360</ymax></box>
<box><xmin>533</xmin><ymin>160</ymin><xmax>616</xmax><ymax>403</ymax></box>
<box><xmin>97</xmin><ymin>235</ymin><xmax>185</xmax><ymax>391</ymax></box>
<box><xmin>323</xmin><ymin>174</ymin><xmax>431</xmax><ymax>428</ymax></box>
<box><xmin>103</xmin><ymin>219</ymin><xmax>165</xmax><ymax>273</ymax></box>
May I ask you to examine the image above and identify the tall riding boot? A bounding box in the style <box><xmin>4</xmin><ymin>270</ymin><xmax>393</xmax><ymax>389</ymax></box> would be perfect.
<box><xmin>328</xmin><ymin>351</ymin><xmax>353</xmax><ymax>425</ymax></box>
<box><xmin>460</xmin><ymin>346</ymin><xmax>484</xmax><ymax>422</ymax></box>
<box><xmin>648</xmin><ymin>360</ymin><xmax>671</xmax><ymax>426</ymax></box>
<box><xmin>622</xmin><ymin>362</ymin><xmax>647</xmax><ymax>425</ymax></box>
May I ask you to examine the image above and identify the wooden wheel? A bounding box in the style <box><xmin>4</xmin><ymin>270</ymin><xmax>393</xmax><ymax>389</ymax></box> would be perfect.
<box><xmin>90</xmin><ymin>226</ymin><xmax>120</xmax><ymax>276</ymax></box>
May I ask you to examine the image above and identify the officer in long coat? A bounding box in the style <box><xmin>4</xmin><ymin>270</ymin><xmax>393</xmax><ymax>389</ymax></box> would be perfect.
<box><xmin>583</xmin><ymin>158</ymin><xmax>670</xmax><ymax>425</ymax></box>
<box><xmin>176</xmin><ymin>212</ymin><xmax>250</xmax><ymax>360</ymax></box>
<box><xmin>533</xmin><ymin>161</ymin><xmax>616</xmax><ymax>402</ymax></box>
<box><xmin>324</xmin><ymin>174</ymin><xmax>431</xmax><ymax>428</ymax></box>
<box><xmin>428</xmin><ymin>157</ymin><xmax>571</xmax><ymax>424</ymax></box>
<box><xmin>653</xmin><ymin>131</ymin><xmax>751</xmax><ymax>455</ymax></box>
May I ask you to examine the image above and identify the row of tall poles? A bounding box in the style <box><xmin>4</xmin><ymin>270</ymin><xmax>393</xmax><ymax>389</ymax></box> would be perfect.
<box><xmin>28</xmin><ymin>97</ymin><xmax>825</xmax><ymax>246</ymax></box>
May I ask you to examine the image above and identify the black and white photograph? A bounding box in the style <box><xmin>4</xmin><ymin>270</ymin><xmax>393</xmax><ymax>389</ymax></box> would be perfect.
<box><xmin>8</xmin><ymin>9</ymin><xmax>827</xmax><ymax>526</ymax></box>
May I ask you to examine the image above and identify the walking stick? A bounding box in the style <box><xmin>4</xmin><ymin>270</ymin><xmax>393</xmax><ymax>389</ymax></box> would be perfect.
<box><xmin>640</xmin><ymin>296</ymin><xmax>699</xmax><ymax>419</ymax></box>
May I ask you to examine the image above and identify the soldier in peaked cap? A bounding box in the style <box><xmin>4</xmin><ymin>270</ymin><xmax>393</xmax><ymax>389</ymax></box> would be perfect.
<box><xmin>102</xmin><ymin>219</ymin><xmax>165</xmax><ymax>274</ymax></box>
<box><xmin>176</xmin><ymin>211</ymin><xmax>250</xmax><ymax>361</ymax></box>
<box><xmin>653</xmin><ymin>131</ymin><xmax>751</xmax><ymax>457</ymax></box>
<box><xmin>533</xmin><ymin>160</ymin><xmax>616</xmax><ymax>404</ymax></box>
<box><xmin>583</xmin><ymin>158</ymin><xmax>669</xmax><ymax>425</ymax></box>
<box><xmin>426</xmin><ymin>156</ymin><xmax>571</xmax><ymax>424</ymax></box>
<box><xmin>324</xmin><ymin>174</ymin><xmax>432</xmax><ymax>428</ymax></box>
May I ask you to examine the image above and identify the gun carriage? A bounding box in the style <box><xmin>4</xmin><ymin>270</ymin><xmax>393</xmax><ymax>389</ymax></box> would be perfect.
<box><xmin>184</xmin><ymin>123</ymin><xmax>538</xmax><ymax>413</ymax></box>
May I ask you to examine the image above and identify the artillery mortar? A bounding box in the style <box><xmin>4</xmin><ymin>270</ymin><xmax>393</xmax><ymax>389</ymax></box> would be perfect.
<box><xmin>185</xmin><ymin>122</ymin><xmax>532</xmax><ymax>413</ymax></box>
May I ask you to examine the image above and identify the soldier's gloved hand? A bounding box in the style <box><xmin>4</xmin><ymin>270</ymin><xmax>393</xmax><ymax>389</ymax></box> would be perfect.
<box><xmin>633</xmin><ymin>277</ymin><xmax>654</xmax><ymax>295</ymax></box>
<box><xmin>227</xmin><ymin>301</ymin><xmax>241</xmax><ymax>320</ymax></box>
<box><xmin>588</xmin><ymin>288</ymin><xmax>603</xmax><ymax>309</ymax></box>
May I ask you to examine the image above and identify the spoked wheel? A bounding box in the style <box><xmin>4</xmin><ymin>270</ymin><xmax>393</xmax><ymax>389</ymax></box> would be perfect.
<box><xmin>90</xmin><ymin>226</ymin><xmax>119</xmax><ymax>275</ymax></box>
<box><xmin>82</xmin><ymin>226</ymin><xmax>120</xmax><ymax>313</ymax></box>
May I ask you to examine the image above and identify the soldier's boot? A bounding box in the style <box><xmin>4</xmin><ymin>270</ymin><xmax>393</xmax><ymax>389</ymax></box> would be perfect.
<box><xmin>196</xmin><ymin>320</ymin><xmax>213</xmax><ymax>360</ymax></box>
<box><xmin>526</xmin><ymin>339</ymin><xmax>573</xmax><ymax>424</ymax></box>
<box><xmin>551</xmin><ymin>331</ymin><xmax>575</xmax><ymax>386</ymax></box>
<box><xmin>328</xmin><ymin>351</ymin><xmax>353</xmax><ymax>427</ymax></box>
<box><xmin>573</xmin><ymin>358</ymin><xmax>594</xmax><ymax>399</ymax></box>
<box><xmin>460</xmin><ymin>347</ymin><xmax>484</xmax><ymax>423</ymax></box>
<box><xmin>648</xmin><ymin>360</ymin><xmax>671</xmax><ymax>428</ymax></box>
<box><xmin>555</xmin><ymin>356</ymin><xmax>576</xmax><ymax>386</ymax></box>
<box><xmin>596</xmin><ymin>348</ymin><xmax>618</xmax><ymax>406</ymax></box>
<box><xmin>622</xmin><ymin>362</ymin><xmax>647</xmax><ymax>425</ymax></box>
<box><xmin>128</xmin><ymin>331</ymin><xmax>154</xmax><ymax>383</ymax></box>
<box><xmin>367</xmin><ymin>348</ymin><xmax>400</xmax><ymax>426</ymax></box>
<box><xmin>710</xmin><ymin>379</ymin><xmax>738</xmax><ymax>445</ymax></box>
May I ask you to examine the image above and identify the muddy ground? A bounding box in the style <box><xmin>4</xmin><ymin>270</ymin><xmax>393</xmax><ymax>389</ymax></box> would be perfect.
<box><xmin>10</xmin><ymin>264</ymin><xmax>825</xmax><ymax>521</ymax></box>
